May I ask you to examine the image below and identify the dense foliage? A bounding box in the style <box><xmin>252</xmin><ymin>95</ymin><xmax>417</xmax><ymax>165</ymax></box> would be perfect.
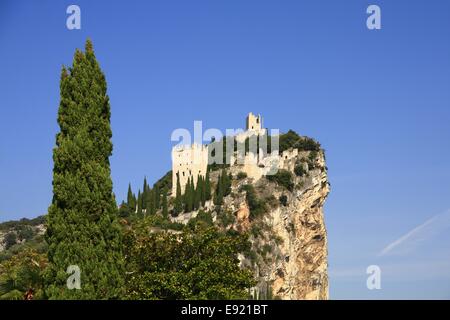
<box><xmin>123</xmin><ymin>221</ymin><xmax>255</xmax><ymax>299</ymax></box>
<box><xmin>266</xmin><ymin>169</ymin><xmax>294</xmax><ymax>191</ymax></box>
<box><xmin>0</xmin><ymin>249</ymin><xmax>47</xmax><ymax>300</ymax></box>
<box><xmin>240</xmin><ymin>184</ymin><xmax>267</xmax><ymax>219</ymax></box>
<box><xmin>279</xmin><ymin>130</ymin><xmax>321</xmax><ymax>153</ymax></box>
<box><xmin>214</xmin><ymin>169</ymin><xmax>232</xmax><ymax>206</ymax></box>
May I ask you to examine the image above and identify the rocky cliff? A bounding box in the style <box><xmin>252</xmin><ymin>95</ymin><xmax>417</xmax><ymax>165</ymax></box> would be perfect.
<box><xmin>172</xmin><ymin>145</ymin><xmax>330</xmax><ymax>300</ymax></box>
<box><xmin>230</xmin><ymin>149</ymin><xmax>329</xmax><ymax>299</ymax></box>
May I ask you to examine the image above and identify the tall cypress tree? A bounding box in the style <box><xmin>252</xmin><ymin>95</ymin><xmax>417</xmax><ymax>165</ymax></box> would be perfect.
<box><xmin>195</xmin><ymin>176</ymin><xmax>202</xmax><ymax>209</ymax></box>
<box><xmin>154</xmin><ymin>184</ymin><xmax>160</xmax><ymax>209</ymax></box>
<box><xmin>45</xmin><ymin>40</ymin><xmax>124</xmax><ymax>299</ymax></box>
<box><xmin>174</xmin><ymin>173</ymin><xmax>183</xmax><ymax>215</ymax></box>
<box><xmin>127</xmin><ymin>183</ymin><xmax>136</xmax><ymax>212</ymax></box>
<box><xmin>137</xmin><ymin>190</ymin><xmax>142</xmax><ymax>215</ymax></box>
<box><xmin>142</xmin><ymin>177</ymin><xmax>148</xmax><ymax>211</ymax></box>
<box><xmin>162</xmin><ymin>187</ymin><xmax>168</xmax><ymax>218</ymax></box>
<box><xmin>205</xmin><ymin>171</ymin><xmax>212</xmax><ymax>201</ymax></box>
<box><xmin>184</xmin><ymin>177</ymin><xmax>193</xmax><ymax>213</ymax></box>
<box><xmin>214</xmin><ymin>173</ymin><xmax>224</xmax><ymax>206</ymax></box>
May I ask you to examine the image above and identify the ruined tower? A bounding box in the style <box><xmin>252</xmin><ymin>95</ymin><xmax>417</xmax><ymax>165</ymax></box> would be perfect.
<box><xmin>246</xmin><ymin>112</ymin><xmax>263</xmax><ymax>131</ymax></box>
<box><xmin>171</xmin><ymin>143</ymin><xmax>208</xmax><ymax>195</ymax></box>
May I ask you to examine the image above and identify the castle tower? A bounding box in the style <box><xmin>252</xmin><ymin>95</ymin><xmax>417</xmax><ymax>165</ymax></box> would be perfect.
<box><xmin>171</xmin><ymin>143</ymin><xmax>208</xmax><ymax>196</ymax></box>
<box><xmin>246</xmin><ymin>112</ymin><xmax>263</xmax><ymax>131</ymax></box>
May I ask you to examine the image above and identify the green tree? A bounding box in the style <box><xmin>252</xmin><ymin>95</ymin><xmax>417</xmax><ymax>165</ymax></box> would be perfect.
<box><xmin>194</xmin><ymin>176</ymin><xmax>202</xmax><ymax>210</ymax></box>
<box><xmin>142</xmin><ymin>177</ymin><xmax>148</xmax><ymax>211</ymax></box>
<box><xmin>0</xmin><ymin>249</ymin><xmax>47</xmax><ymax>300</ymax></box>
<box><xmin>127</xmin><ymin>183</ymin><xmax>136</xmax><ymax>213</ymax></box>
<box><xmin>118</xmin><ymin>200</ymin><xmax>131</xmax><ymax>218</ymax></box>
<box><xmin>45</xmin><ymin>40</ymin><xmax>125</xmax><ymax>299</ymax></box>
<box><xmin>137</xmin><ymin>190</ymin><xmax>143</xmax><ymax>215</ymax></box>
<box><xmin>266</xmin><ymin>169</ymin><xmax>294</xmax><ymax>191</ymax></box>
<box><xmin>124</xmin><ymin>224</ymin><xmax>255</xmax><ymax>299</ymax></box>
<box><xmin>161</xmin><ymin>187</ymin><xmax>168</xmax><ymax>218</ymax></box>
<box><xmin>184</xmin><ymin>177</ymin><xmax>195</xmax><ymax>213</ymax></box>
<box><xmin>214</xmin><ymin>173</ymin><xmax>224</xmax><ymax>206</ymax></box>
<box><xmin>205</xmin><ymin>171</ymin><xmax>212</xmax><ymax>201</ymax></box>
<box><xmin>3</xmin><ymin>233</ymin><xmax>17</xmax><ymax>251</ymax></box>
<box><xmin>174</xmin><ymin>173</ymin><xmax>183</xmax><ymax>215</ymax></box>
<box><xmin>223</xmin><ymin>171</ymin><xmax>232</xmax><ymax>196</ymax></box>
<box><xmin>154</xmin><ymin>184</ymin><xmax>160</xmax><ymax>209</ymax></box>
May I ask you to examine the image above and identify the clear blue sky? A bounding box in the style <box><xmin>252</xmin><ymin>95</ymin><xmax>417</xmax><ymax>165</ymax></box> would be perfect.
<box><xmin>1</xmin><ymin>0</ymin><xmax>449</xmax><ymax>299</ymax></box>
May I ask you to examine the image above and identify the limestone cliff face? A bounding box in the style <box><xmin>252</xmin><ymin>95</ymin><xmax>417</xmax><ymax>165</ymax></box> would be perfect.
<box><xmin>169</xmin><ymin>146</ymin><xmax>330</xmax><ymax>300</ymax></box>
<box><xmin>222</xmin><ymin>149</ymin><xmax>329</xmax><ymax>300</ymax></box>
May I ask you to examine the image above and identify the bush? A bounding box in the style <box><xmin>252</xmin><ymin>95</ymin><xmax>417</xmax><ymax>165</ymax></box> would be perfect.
<box><xmin>3</xmin><ymin>232</ymin><xmax>17</xmax><ymax>250</ymax></box>
<box><xmin>240</xmin><ymin>184</ymin><xmax>267</xmax><ymax>219</ymax></box>
<box><xmin>308</xmin><ymin>151</ymin><xmax>318</xmax><ymax>162</ymax></box>
<box><xmin>217</xmin><ymin>211</ymin><xmax>235</xmax><ymax>228</ymax></box>
<box><xmin>266</xmin><ymin>170</ymin><xmax>294</xmax><ymax>191</ymax></box>
<box><xmin>18</xmin><ymin>226</ymin><xmax>35</xmax><ymax>242</ymax></box>
<box><xmin>279</xmin><ymin>195</ymin><xmax>288</xmax><ymax>206</ymax></box>
<box><xmin>236</xmin><ymin>172</ymin><xmax>247</xmax><ymax>180</ymax></box>
<box><xmin>262</xmin><ymin>244</ymin><xmax>272</xmax><ymax>256</ymax></box>
<box><xmin>187</xmin><ymin>210</ymin><xmax>213</xmax><ymax>229</ymax></box>
<box><xmin>294</xmin><ymin>164</ymin><xmax>305</xmax><ymax>177</ymax></box>
<box><xmin>279</xmin><ymin>130</ymin><xmax>321</xmax><ymax>153</ymax></box>
<box><xmin>265</xmin><ymin>195</ymin><xmax>278</xmax><ymax>209</ymax></box>
<box><xmin>147</xmin><ymin>214</ymin><xmax>184</xmax><ymax>231</ymax></box>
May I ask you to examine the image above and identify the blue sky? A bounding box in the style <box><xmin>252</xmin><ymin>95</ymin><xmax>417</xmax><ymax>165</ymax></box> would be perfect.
<box><xmin>0</xmin><ymin>0</ymin><xmax>449</xmax><ymax>299</ymax></box>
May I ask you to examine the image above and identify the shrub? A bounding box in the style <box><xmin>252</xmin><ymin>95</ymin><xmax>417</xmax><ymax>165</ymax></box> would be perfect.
<box><xmin>250</xmin><ymin>223</ymin><xmax>262</xmax><ymax>238</ymax></box>
<box><xmin>240</xmin><ymin>184</ymin><xmax>267</xmax><ymax>219</ymax></box>
<box><xmin>308</xmin><ymin>150</ymin><xmax>318</xmax><ymax>162</ymax></box>
<box><xmin>16</xmin><ymin>225</ymin><xmax>35</xmax><ymax>241</ymax></box>
<box><xmin>262</xmin><ymin>244</ymin><xmax>272</xmax><ymax>256</ymax></box>
<box><xmin>266</xmin><ymin>170</ymin><xmax>294</xmax><ymax>191</ymax></box>
<box><xmin>265</xmin><ymin>195</ymin><xmax>278</xmax><ymax>209</ymax></box>
<box><xmin>295</xmin><ymin>137</ymin><xmax>321</xmax><ymax>152</ymax></box>
<box><xmin>3</xmin><ymin>232</ymin><xmax>17</xmax><ymax>250</ymax></box>
<box><xmin>217</xmin><ymin>211</ymin><xmax>235</xmax><ymax>228</ymax></box>
<box><xmin>278</xmin><ymin>130</ymin><xmax>321</xmax><ymax>153</ymax></box>
<box><xmin>294</xmin><ymin>164</ymin><xmax>305</xmax><ymax>177</ymax></box>
<box><xmin>279</xmin><ymin>195</ymin><xmax>288</xmax><ymax>206</ymax></box>
<box><xmin>237</xmin><ymin>172</ymin><xmax>247</xmax><ymax>180</ymax></box>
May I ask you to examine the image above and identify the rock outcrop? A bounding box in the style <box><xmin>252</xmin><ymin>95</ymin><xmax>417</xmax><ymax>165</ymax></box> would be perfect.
<box><xmin>215</xmin><ymin>148</ymin><xmax>329</xmax><ymax>299</ymax></box>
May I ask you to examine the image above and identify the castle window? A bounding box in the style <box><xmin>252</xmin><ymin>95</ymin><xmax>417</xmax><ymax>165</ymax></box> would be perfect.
<box><xmin>183</xmin><ymin>171</ymin><xmax>185</xmax><ymax>177</ymax></box>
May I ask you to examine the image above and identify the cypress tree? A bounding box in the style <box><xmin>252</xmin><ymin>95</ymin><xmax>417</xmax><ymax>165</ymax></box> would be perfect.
<box><xmin>224</xmin><ymin>172</ymin><xmax>232</xmax><ymax>196</ymax></box>
<box><xmin>184</xmin><ymin>177</ymin><xmax>193</xmax><ymax>213</ymax></box>
<box><xmin>205</xmin><ymin>171</ymin><xmax>212</xmax><ymax>201</ymax></box>
<box><xmin>45</xmin><ymin>40</ymin><xmax>124</xmax><ymax>299</ymax></box>
<box><xmin>137</xmin><ymin>190</ymin><xmax>142</xmax><ymax>215</ymax></box>
<box><xmin>127</xmin><ymin>183</ymin><xmax>136</xmax><ymax>212</ymax></box>
<box><xmin>174</xmin><ymin>173</ymin><xmax>183</xmax><ymax>215</ymax></box>
<box><xmin>142</xmin><ymin>177</ymin><xmax>148</xmax><ymax>211</ymax></box>
<box><xmin>162</xmin><ymin>187</ymin><xmax>168</xmax><ymax>218</ymax></box>
<box><xmin>190</xmin><ymin>178</ymin><xmax>196</xmax><ymax>211</ymax></box>
<box><xmin>149</xmin><ymin>189</ymin><xmax>156</xmax><ymax>214</ymax></box>
<box><xmin>200</xmin><ymin>176</ymin><xmax>206</xmax><ymax>206</ymax></box>
<box><xmin>154</xmin><ymin>184</ymin><xmax>160</xmax><ymax>209</ymax></box>
<box><xmin>214</xmin><ymin>173</ymin><xmax>223</xmax><ymax>206</ymax></box>
<box><xmin>195</xmin><ymin>176</ymin><xmax>202</xmax><ymax>209</ymax></box>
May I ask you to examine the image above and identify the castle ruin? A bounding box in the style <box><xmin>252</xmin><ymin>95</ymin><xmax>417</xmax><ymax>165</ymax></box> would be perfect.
<box><xmin>171</xmin><ymin>112</ymin><xmax>286</xmax><ymax>196</ymax></box>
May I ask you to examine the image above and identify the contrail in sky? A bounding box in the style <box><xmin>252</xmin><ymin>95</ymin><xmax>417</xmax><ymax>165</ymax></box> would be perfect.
<box><xmin>379</xmin><ymin>209</ymin><xmax>450</xmax><ymax>257</ymax></box>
